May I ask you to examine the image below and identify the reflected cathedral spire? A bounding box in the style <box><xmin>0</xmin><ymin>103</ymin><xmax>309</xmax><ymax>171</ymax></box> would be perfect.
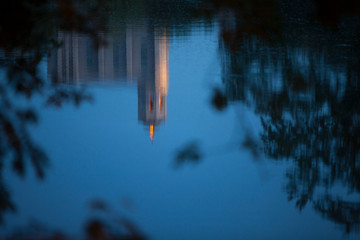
<box><xmin>137</xmin><ymin>29</ymin><xmax>169</xmax><ymax>141</ymax></box>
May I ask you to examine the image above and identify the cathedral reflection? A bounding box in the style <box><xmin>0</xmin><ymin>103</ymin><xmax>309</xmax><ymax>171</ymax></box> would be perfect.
<box><xmin>47</xmin><ymin>26</ymin><xmax>169</xmax><ymax>141</ymax></box>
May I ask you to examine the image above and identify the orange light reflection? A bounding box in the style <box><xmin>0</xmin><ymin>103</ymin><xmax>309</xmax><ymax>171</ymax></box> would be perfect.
<box><xmin>150</xmin><ymin>124</ymin><xmax>154</xmax><ymax>141</ymax></box>
<box><xmin>159</xmin><ymin>95</ymin><xmax>162</xmax><ymax>111</ymax></box>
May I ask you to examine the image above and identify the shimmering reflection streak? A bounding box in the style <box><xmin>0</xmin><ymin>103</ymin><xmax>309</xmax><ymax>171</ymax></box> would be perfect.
<box><xmin>47</xmin><ymin>25</ymin><xmax>169</xmax><ymax>141</ymax></box>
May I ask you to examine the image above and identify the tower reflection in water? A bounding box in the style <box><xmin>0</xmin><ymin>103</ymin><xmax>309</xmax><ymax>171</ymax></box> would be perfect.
<box><xmin>48</xmin><ymin>25</ymin><xmax>169</xmax><ymax>141</ymax></box>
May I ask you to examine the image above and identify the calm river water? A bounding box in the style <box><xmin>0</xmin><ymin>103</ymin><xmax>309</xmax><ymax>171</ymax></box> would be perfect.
<box><xmin>1</xmin><ymin>1</ymin><xmax>360</xmax><ymax>239</ymax></box>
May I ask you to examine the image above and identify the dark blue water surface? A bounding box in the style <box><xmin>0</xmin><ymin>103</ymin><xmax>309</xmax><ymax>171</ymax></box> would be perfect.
<box><xmin>1</xmin><ymin>1</ymin><xmax>360</xmax><ymax>239</ymax></box>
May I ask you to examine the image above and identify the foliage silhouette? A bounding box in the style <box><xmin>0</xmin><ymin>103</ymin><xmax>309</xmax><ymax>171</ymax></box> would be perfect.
<box><xmin>0</xmin><ymin>0</ymin><xmax>109</xmax><ymax>225</ymax></box>
<box><xmin>213</xmin><ymin>0</ymin><xmax>360</xmax><ymax>233</ymax></box>
<box><xmin>174</xmin><ymin>141</ymin><xmax>202</xmax><ymax>168</ymax></box>
<box><xmin>4</xmin><ymin>199</ymin><xmax>146</xmax><ymax>239</ymax></box>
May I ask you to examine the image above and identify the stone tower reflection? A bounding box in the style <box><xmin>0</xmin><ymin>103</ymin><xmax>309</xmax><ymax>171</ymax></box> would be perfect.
<box><xmin>137</xmin><ymin>30</ymin><xmax>169</xmax><ymax>141</ymax></box>
<box><xmin>47</xmin><ymin>26</ymin><xmax>169</xmax><ymax>141</ymax></box>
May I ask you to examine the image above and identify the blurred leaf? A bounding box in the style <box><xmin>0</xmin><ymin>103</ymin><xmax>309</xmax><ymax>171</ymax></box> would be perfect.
<box><xmin>174</xmin><ymin>141</ymin><xmax>202</xmax><ymax>168</ymax></box>
<box><xmin>211</xmin><ymin>88</ymin><xmax>228</xmax><ymax>111</ymax></box>
<box><xmin>90</xmin><ymin>199</ymin><xmax>110</xmax><ymax>212</ymax></box>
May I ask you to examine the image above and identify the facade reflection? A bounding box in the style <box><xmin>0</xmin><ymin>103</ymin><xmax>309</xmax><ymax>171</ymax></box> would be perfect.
<box><xmin>48</xmin><ymin>26</ymin><xmax>169</xmax><ymax>141</ymax></box>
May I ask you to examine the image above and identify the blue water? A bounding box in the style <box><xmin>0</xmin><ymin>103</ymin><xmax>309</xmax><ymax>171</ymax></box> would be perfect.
<box><xmin>1</xmin><ymin>1</ymin><xmax>360</xmax><ymax>239</ymax></box>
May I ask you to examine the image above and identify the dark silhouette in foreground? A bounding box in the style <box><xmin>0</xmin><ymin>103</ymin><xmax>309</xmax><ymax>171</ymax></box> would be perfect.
<box><xmin>210</xmin><ymin>0</ymin><xmax>360</xmax><ymax>233</ymax></box>
<box><xmin>174</xmin><ymin>141</ymin><xmax>202</xmax><ymax>168</ymax></box>
<box><xmin>0</xmin><ymin>0</ymin><xmax>107</xmax><ymax>225</ymax></box>
<box><xmin>5</xmin><ymin>200</ymin><xmax>146</xmax><ymax>240</ymax></box>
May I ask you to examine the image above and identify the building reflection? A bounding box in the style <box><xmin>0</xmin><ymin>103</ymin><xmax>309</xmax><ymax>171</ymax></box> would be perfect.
<box><xmin>47</xmin><ymin>26</ymin><xmax>169</xmax><ymax>141</ymax></box>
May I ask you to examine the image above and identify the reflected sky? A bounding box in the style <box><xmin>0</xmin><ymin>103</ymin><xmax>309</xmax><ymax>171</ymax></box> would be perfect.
<box><xmin>1</xmin><ymin>1</ymin><xmax>360</xmax><ymax>239</ymax></box>
<box><xmin>1</xmin><ymin>23</ymin><xmax>354</xmax><ymax>239</ymax></box>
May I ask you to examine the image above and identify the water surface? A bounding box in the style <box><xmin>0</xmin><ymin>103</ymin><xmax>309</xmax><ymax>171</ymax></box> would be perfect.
<box><xmin>1</xmin><ymin>1</ymin><xmax>360</xmax><ymax>239</ymax></box>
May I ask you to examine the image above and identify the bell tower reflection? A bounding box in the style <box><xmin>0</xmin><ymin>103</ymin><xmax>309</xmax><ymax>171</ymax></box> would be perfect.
<box><xmin>47</xmin><ymin>26</ymin><xmax>169</xmax><ymax>141</ymax></box>
<box><xmin>137</xmin><ymin>31</ymin><xmax>168</xmax><ymax>141</ymax></box>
